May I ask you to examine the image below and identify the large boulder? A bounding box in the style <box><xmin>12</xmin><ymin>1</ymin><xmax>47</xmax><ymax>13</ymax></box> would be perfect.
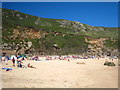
<box><xmin>104</xmin><ymin>61</ymin><xmax>115</xmax><ymax>66</ymax></box>
<box><xmin>108</xmin><ymin>62</ymin><xmax>116</xmax><ymax>66</ymax></box>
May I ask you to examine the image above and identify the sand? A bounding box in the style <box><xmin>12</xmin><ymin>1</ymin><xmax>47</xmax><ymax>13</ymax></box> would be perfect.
<box><xmin>2</xmin><ymin>58</ymin><xmax>118</xmax><ymax>88</ymax></box>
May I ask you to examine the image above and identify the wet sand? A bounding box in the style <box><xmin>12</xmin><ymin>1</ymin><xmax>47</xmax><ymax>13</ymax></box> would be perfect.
<box><xmin>2</xmin><ymin>58</ymin><xmax>118</xmax><ymax>88</ymax></box>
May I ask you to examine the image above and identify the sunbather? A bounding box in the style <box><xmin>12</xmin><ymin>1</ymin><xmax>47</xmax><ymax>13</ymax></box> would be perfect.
<box><xmin>27</xmin><ymin>63</ymin><xmax>36</xmax><ymax>69</ymax></box>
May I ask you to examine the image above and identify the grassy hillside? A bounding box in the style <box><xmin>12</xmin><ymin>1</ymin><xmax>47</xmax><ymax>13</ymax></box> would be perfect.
<box><xmin>2</xmin><ymin>8</ymin><xmax>118</xmax><ymax>55</ymax></box>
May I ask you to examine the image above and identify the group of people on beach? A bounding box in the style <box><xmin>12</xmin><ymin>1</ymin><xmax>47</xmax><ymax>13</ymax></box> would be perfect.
<box><xmin>1</xmin><ymin>55</ymin><xmax>36</xmax><ymax>69</ymax></box>
<box><xmin>1</xmin><ymin>53</ymin><xmax>117</xmax><ymax>70</ymax></box>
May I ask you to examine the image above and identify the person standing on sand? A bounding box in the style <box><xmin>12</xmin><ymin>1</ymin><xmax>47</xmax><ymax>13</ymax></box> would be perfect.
<box><xmin>112</xmin><ymin>59</ymin><xmax>114</xmax><ymax>62</ymax></box>
<box><xmin>12</xmin><ymin>57</ymin><xmax>16</xmax><ymax>66</ymax></box>
<box><xmin>2</xmin><ymin>56</ymin><xmax>5</xmax><ymax>64</ymax></box>
<box><xmin>68</xmin><ymin>59</ymin><xmax>70</xmax><ymax>62</ymax></box>
<box><xmin>4</xmin><ymin>57</ymin><xmax>8</xmax><ymax>65</ymax></box>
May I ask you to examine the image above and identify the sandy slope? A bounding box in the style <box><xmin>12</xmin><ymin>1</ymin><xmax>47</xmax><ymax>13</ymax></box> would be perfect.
<box><xmin>2</xmin><ymin>58</ymin><xmax>118</xmax><ymax>88</ymax></box>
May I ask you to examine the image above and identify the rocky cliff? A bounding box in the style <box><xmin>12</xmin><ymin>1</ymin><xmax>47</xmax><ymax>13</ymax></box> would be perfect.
<box><xmin>2</xmin><ymin>8</ymin><xmax>118</xmax><ymax>56</ymax></box>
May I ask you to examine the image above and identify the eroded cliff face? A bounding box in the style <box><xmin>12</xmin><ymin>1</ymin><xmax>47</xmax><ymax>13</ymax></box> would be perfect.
<box><xmin>2</xmin><ymin>8</ymin><xmax>118</xmax><ymax>56</ymax></box>
<box><xmin>13</xmin><ymin>27</ymin><xmax>43</xmax><ymax>39</ymax></box>
<box><xmin>85</xmin><ymin>37</ymin><xmax>118</xmax><ymax>57</ymax></box>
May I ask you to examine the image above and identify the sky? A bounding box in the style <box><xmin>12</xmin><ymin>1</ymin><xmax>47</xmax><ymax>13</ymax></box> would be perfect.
<box><xmin>2</xmin><ymin>2</ymin><xmax>118</xmax><ymax>27</ymax></box>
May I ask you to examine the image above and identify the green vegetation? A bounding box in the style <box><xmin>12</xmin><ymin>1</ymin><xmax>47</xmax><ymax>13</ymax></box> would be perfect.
<box><xmin>2</xmin><ymin>8</ymin><xmax>118</xmax><ymax>55</ymax></box>
<box><xmin>104</xmin><ymin>40</ymin><xmax>118</xmax><ymax>49</ymax></box>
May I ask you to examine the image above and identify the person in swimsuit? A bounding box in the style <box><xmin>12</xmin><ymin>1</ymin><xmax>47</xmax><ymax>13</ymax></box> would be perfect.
<box><xmin>12</xmin><ymin>57</ymin><xmax>15</xmax><ymax>66</ymax></box>
<box><xmin>27</xmin><ymin>63</ymin><xmax>36</xmax><ymax>69</ymax></box>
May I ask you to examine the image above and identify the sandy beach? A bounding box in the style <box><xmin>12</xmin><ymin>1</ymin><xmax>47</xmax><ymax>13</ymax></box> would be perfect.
<box><xmin>2</xmin><ymin>58</ymin><xmax>118</xmax><ymax>88</ymax></box>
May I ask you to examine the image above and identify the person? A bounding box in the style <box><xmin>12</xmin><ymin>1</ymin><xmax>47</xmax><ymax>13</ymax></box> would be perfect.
<box><xmin>68</xmin><ymin>59</ymin><xmax>70</xmax><ymax>62</ymax></box>
<box><xmin>12</xmin><ymin>57</ymin><xmax>16</xmax><ymax>66</ymax></box>
<box><xmin>2</xmin><ymin>56</ymin><xmax>5</xmax><ymax>64</ymax></box>
<box><xmin>34</xmin><ymin>56</ymin><xmax>39</xmax><ymax>61</ymax></box>
<box><xmin>4</xmin><ymin>57</ymin><xmax>8</xmax><ymax>65</ymax></box>
<box><xmin>27</xmin><ymin>63</ymin><xmax>36</xmax><ymax>69</ymax></box>
<box><xmin>0</xmin><ymin>56</ymin><xmax>2</xmax><ymax>63</ymax></box>
<box><xmin>112</xmin><ymin>59</ymin><xmax>114</xmax><ymax>61</ymax></box>
<box><xmin>22</xmin><ymin>57</ymin><xmax>25</xmax><ymax>61</ymax></box>
<box><xmin>17</xmin><ymin>60</ymin><xmax>23</xmax><ymax>68</ymax></box>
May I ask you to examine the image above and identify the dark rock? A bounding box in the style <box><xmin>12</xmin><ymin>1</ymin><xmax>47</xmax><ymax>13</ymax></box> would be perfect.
<box><xmin>104</xmin><ymin>61</ymin><xmax>115</xmax><ymax>66</ymax></box>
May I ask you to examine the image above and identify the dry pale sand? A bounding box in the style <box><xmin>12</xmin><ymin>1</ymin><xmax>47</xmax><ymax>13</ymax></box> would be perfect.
<box><xmin>2</xmin><ymin>58</ymin><xmax>118</xmax><ymax>88</ymax></box>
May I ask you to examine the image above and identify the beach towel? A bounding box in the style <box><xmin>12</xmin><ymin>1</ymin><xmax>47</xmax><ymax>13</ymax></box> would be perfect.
<box><xmin>2</xmin><ymin>68</ymin><xmax>12</xmax><ymax>70</ymax></box>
